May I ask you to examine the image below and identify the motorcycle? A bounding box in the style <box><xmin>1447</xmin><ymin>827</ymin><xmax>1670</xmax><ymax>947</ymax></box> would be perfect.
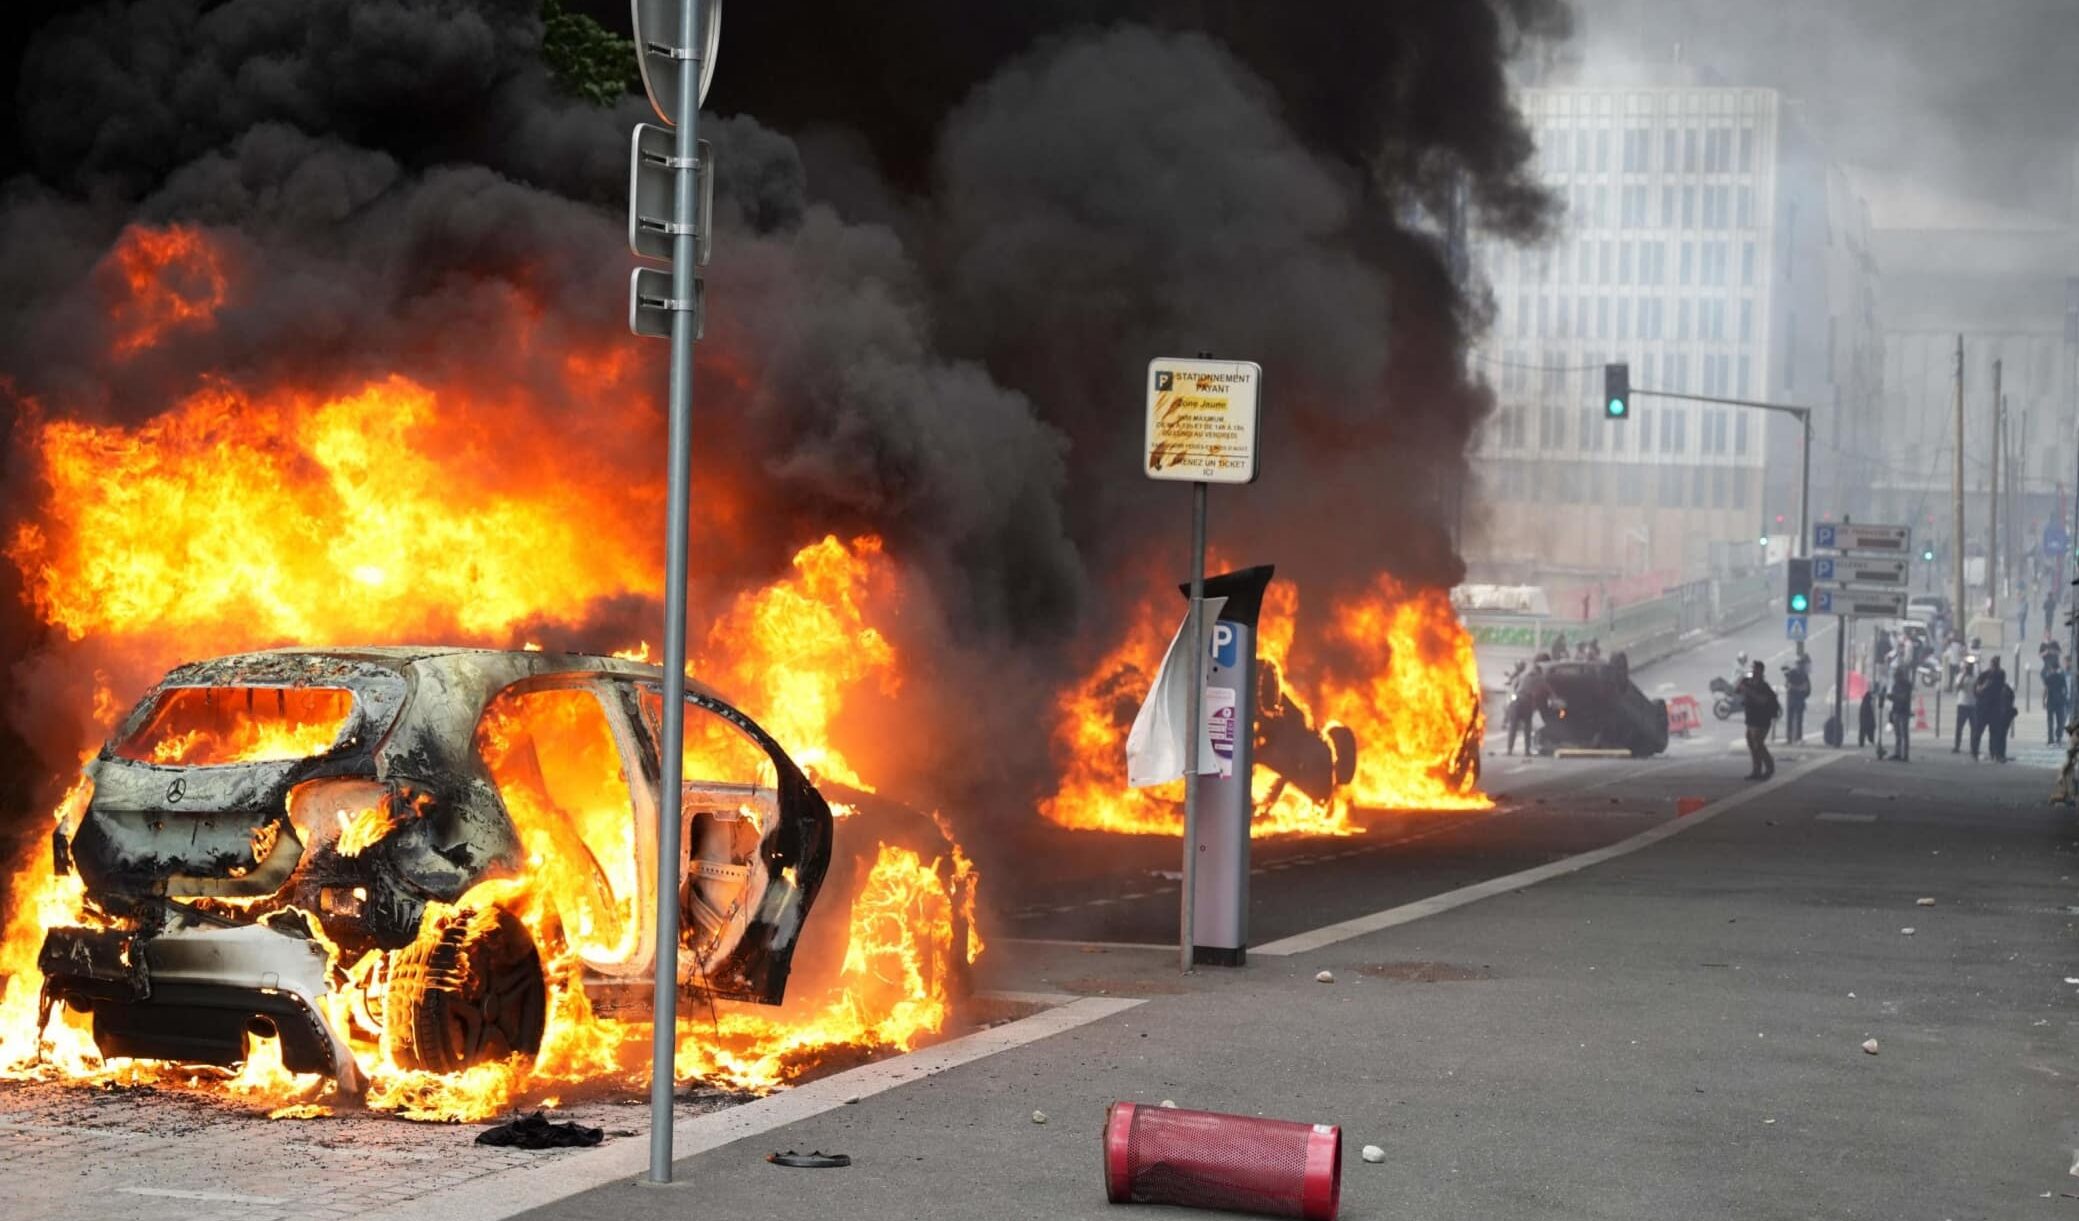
<box><xmin>1708</xmin><ymin>675</ymin><xmax>1743</xmax><ymax>721</ymax></box>
<box><xmin>1708</xmin><ymin>654</ymin><xmax>1749</xmax><ymax>721</ymax></box>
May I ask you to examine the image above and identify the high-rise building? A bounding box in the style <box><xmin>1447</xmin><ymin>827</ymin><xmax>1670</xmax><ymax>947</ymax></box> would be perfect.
<box><xmin>1467</xmin><ymin>64</ymin><xmax>1861</xmax><ymax>593</ymax></box>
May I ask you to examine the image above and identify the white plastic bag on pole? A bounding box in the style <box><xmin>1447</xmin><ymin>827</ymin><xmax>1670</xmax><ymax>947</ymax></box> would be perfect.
<box><xmin>1126</xmin><ymin>596</ymin><xmax>1227</xmax><ymax>788</ymax></box>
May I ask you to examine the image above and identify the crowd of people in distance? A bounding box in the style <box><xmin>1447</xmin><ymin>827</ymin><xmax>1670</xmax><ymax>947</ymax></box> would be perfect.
<box><xmin>1850</xmin><ymin>620</ymin><xmax>2064</xmax><ymax>765</ymax></box>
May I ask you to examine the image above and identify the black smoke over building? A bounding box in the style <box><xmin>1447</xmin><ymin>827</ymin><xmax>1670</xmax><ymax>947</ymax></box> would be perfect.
<box><xmin>0</xmin><ymin>0</ymin><xmax>1566</xmax><ymax>865</ymax></box>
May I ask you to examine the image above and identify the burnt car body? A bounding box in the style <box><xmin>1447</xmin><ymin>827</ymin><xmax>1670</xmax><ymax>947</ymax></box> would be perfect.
<box><xmin>1534</xmin><ymin>660</ymin><xmax>1669</xmax><ymax>758</ymax></box>
<box><xmin>1252</xmin><ymin>659</ymin><xmax>1360</xmax><ymax>809</ymax></box>
<box><xmin>39</xmin><ymin>648</ymin><xmax>840</xmax><ymax>1083</ymax></box>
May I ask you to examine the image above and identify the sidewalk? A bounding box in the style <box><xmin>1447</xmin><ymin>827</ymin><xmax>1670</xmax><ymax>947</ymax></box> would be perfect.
<box><xmin>511</xmin><ymin>751</ymin><xmax>2078</xmax><ymax>1221</ymax></box>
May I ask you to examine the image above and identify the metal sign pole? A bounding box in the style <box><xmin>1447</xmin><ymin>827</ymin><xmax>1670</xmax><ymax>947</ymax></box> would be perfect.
<box><xmin>647</xmin><ymin>0</ymin><xmax>703</xmax><ymax>1185</ymax></box>
<box><xmin>1832</xmin><ymin>611</ymin><xmax>1847</xmax><ymax>746</ymax></box>
<box><xmin>1179</xmin><ymin>480</ymin><xmax>1207</xmax><ymax>974</ymax></box>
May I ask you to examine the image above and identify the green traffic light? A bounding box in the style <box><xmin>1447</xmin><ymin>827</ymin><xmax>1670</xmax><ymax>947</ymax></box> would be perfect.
<box><xmin>1789</xmin><ymin>593</ymin><xmax>1809</xmax><ymax>613</ymax></box>
<box><xmin>1921</xmin><ymin>548</ymin><xmax>1935</xmax><ymax>561</ymax></box>
<box><xmin>1606</xmin><ymin>397</ymin><xmax>1627</xmax><ymax>418</ymax></box>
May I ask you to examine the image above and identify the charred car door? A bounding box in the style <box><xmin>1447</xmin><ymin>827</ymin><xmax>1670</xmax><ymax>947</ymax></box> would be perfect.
<box><xmin>619</xmin><ymin>680</ymin><xmax>833</xmax><ymax>1006</ymax></box>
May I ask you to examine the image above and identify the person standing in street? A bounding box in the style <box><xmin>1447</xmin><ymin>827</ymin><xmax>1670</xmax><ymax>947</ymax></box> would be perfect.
<box><xmin>2042</xmin><ymin>655</ymin><xmax>2068</xmax><ymax>747</ymax></box>
<box><xmin>1888</xmin><ymin>660</ymin><xmax>1915</xmax><ymax>762</ymax></box>
<box><xmin>1506</xmin><ymin>657</ymin><xmax>1545</xmax><ymax>756</ymax></box>
<box><xmin>1953</xmin><ymin>660</ymin><xmax>1978</xmax><ymax>755</ymax></box>
<box><xmin>1858</xmin><ymin>684</ymin><xmax>1879</xmax><ymax>751</ymax></box>
<box><xmin>1979</xmin><ymin>657</ymin><xmax>2014</xmax><ymax>763</ymax></box>
<box><xmin>1783</xmin><ymin>644</ymin><xmax>1812</xmax><ymax>743</ymax></box>
<box><xmin>1944</xmin><ymin>634</ymin><xmax>1965</xmax><ymax>688</ymax></box>
<box><xmin>2045</xmin><ymin>586</ymin><xmax>2059</xmax><ymax>643</ymax></box>
<box><xmin>1734</xmin><ymin>661</ymin><xmax>1779</xmax><ymax>780</ymax></box>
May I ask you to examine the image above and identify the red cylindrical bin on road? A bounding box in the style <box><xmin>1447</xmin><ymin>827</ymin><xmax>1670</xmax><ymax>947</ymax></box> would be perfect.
<box><xmin>1103</xmin><ymin>1101</ymin><xmax>1341</xmax><ymax>1220</ymax></box>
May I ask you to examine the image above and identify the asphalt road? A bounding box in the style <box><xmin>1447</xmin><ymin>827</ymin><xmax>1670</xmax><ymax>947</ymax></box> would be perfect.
<box><xmin>528</xmin><ymin>684</ymin><xmax>2079</xmax><ymax>1221</ymax></box>
<box><xmin>993</xmin><ymin>615</ymin><xmax>1847</xmax><ymax>949</ymax></box>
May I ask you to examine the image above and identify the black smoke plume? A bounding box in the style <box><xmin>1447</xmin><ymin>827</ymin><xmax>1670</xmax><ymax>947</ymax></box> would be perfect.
<box><xmin>0</xmin><ymin>0</ymin><xmax>1565</xmax><ymax>881</ymax></box>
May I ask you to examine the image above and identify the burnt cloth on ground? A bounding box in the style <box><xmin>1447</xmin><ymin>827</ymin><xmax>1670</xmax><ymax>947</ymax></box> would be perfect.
<box><xmin>476</xmin><ymin>1110</ymin><xmax>605</xmax><ymax>1149</ymax></box>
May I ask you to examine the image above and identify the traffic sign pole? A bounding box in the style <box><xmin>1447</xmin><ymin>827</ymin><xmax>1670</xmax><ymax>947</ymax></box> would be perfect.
<box><xmin>1145</xmin><ymin>356</ymin><xmax>1262</xmax><ymax>972</ymax></box>
<box><xmin>1812</xmin><ymin>522</ymin><xmax>1915</xmax><ymax>748</ymax></box>
<box><xmin>629</xmin><ymin>0</ymin><xmax>720</xmax><ymax>1186</ymax></box>
<box><xmin>1179</xmin><ymin>481</ymin><xmax>1206</xmax><ymax>975</ymax></box>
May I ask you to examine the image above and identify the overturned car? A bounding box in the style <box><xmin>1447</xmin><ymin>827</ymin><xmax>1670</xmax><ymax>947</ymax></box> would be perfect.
<box><xmin>37</xmin><ymin>648</ymin><xmax>961</xmax><ymax>1086</ymax></box>
<box><xmin>1534</xmin><ymin>659</ymin><xmax>1669</xmax><ymax>758</ymax></box>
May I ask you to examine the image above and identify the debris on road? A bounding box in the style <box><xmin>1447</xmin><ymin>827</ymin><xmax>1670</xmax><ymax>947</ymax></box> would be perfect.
<box><xmin>1032</xmin><ymin>1110</ymin><xmax>1049</xmax><ymax>1124</ymax></box>
<box><xmin>475</xmin><ymin>1111</ymin><xmax>605</xmax><ymax>1149</ymax></box>
<box><xmin>1361</xmin><ymin>1144</ymin><xmax>1386</xmax><ymax>1163</ymax></box>
<box><xmin>1900</xmin><ymin>927</ymin><xmax>1916</xmax><ymax>935</ymax></box>
<box><xmin>1160</xmin><ymin>1099</ymin><xmax>1178</xmax><ymax>1108</ymax></box>
<box><xmin>1916</xmin><ymin>897</ymin><xmax>1936</xmax><ymax>906</ymax></box>
<box><xmin>1316</xmin><ymin>970</ymin><xmax>1336</xmax><ymax>983</ymax></box>
<box><xmin>767</xmin><ymin>1151</ymin><xmax>852</xmax><ymax>1168</ymax></box>
<box><xmin>1862</xmin><ymin>1039</ymin><xmax>1881</xmax><ymax>1055</ymax></box>
<box><xmin>1105</xmin><ymin>1102</ymin><xmax>1342</xmax><ymax>1219</ymax></box>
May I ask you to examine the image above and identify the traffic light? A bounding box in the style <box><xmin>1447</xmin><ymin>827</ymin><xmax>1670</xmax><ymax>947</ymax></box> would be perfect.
<box><xmin>1786</xmin><ymin>557</ymin><xmax>1812</xmax><ymax>614</ymax></box>
<box><xmin>1921</xmin><ymin>544</ymin><xmax>1935</xmax><ymax>563</ymax></box>
<box><xmin>1603</xmin><ymin>363</ymin><xmax>1630</xmax><ymax>419</ymax></box>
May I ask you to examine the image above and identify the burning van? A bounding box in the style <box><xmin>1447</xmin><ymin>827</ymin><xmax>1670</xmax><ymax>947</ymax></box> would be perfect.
<box><xmin>34</xmin><ymin>647</ymin><xmax>864</xmax><ymax>1087</ymax></box>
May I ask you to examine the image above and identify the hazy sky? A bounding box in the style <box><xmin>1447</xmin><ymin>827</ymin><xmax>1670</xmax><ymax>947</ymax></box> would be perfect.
<box><xmin>1570</xmin><ymin>0</ymin><xmax>2079</xmax><ymax>219</ymax></box>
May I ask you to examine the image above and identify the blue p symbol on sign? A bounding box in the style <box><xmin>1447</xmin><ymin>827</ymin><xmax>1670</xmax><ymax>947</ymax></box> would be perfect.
<box><xmin>1211</xmin><ymin>622</ymin><xmax>1239</xmax><ymax>669</ymax></box>
<box><xmin>1815</xmin><ymin>524</ymin><xmax>1835</xmax><ymax>549</ymax></box>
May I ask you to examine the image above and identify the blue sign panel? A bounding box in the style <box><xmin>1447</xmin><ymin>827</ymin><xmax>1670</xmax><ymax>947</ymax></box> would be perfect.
<box><xmin>1786</xmin><ymin>615</ymin><xmax>1809</xmax><ymax>641</ymax></box>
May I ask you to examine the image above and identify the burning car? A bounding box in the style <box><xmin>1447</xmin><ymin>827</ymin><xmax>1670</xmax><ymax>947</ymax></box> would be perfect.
<box><xmin>1534</xmin><ymin>660</ymin><xmax>1669</xmax><ymax>758</ymax></box>
<box><xmin>33</xmin><ymin>647</ymin><xmax>956</xmax><ymax>1089</ymax></box>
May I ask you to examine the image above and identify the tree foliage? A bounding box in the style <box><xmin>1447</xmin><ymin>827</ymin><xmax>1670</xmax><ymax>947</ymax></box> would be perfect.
<box><xmin>541</xmin><ymin>0</ymin><xmax>636</xmax><ymax>107</ymax></box>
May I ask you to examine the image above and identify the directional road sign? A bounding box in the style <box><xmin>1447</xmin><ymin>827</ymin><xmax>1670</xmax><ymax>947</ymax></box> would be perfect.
<box><xmin>1812</xmin><ymin>587</ymin><xmax>1909</xmax><ymax>618</ymax></box>
<box><xmin>628</xmin><ymin>124</ymin><xmax>713</xmax><ymax>265</ymax></box>
<box><xmin>628</xmin><ymin>267</ymin><xmax>703</xmax><ymax>339</ymax></box>
<box><xmin>1785</xmin><ymin>615</ymin><xmax>1809</xmax><ymax>641</ymax></box>
<box><xmin>1812</xmin><ymin>522</ymin><xmax>1911</xmax><ymax>554</ymax></box>
<box><xmin>1811</xmin><ymin>555</ymin><xmax>1909</xmax><ymax>588</ymax></box>
<box><xmin>633</xmin><ymin>0</ymin><xmax>723</xmax><ymax>128</ymax></box>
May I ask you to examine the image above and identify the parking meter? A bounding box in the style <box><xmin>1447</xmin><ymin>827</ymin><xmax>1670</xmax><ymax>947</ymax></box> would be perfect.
<box><xmin>1180</xmin><ymin>565</ymin><xmax>1274</xmax><ymax>966</ymax></box>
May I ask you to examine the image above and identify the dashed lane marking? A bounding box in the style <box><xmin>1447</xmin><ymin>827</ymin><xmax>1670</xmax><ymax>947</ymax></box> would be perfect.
<box><xmin>1816</xmin><ymin>811</ymin><xmax>1879</xmax><ymax>823</ymax></box>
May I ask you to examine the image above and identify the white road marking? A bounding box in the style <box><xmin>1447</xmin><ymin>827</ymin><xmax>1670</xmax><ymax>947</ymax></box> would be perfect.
<box><xmin>1816</xmin><ymin>812</ymin><xmax>1879</xmax><ymax>823</ymax></box>
<box><xmin>1253</xmin><ymin>753</ymin><xmax>1847</xmax><ymax>957</ymax></box>
<box><xmin>998</xmin><ymin>938</ymin><xmax>1176</xmax><ymax>952</ymax></box>
<box><xmin>369</xmin><ymin>996</ymin><xmax>1147</xmax><ymax>1221</ymax></box>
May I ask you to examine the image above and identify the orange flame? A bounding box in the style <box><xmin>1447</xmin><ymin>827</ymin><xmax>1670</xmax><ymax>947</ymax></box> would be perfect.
<box><xmin>1041</xmin><ymin>573</ymin><xmax>1487</xmax><ymax>837</ymax></box>
<box><xmin>0</xmin><ymin>541</ymin><xmax>977</xmax><ymax>1121</ymax></box>
<box><xmin>0</xmin><ymin>224</ymin><xmax>978</xmax><ymax>1121</ymax></box>
<box><xmin>108</xmin><ymin>224</ymin><xmax>228</xmax><ymax>357</ymax></box>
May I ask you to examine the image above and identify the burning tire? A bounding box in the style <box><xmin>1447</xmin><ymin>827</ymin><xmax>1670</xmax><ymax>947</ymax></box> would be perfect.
<box><xmin>1327</xmin><ymin>724</ymin><xmax>1359</xmax><ymax>787</ymax></box>
<box><xmin>383</xmin><ymin>907</ymin><xmax>546</xmax><ymax>1073</ymax></box>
